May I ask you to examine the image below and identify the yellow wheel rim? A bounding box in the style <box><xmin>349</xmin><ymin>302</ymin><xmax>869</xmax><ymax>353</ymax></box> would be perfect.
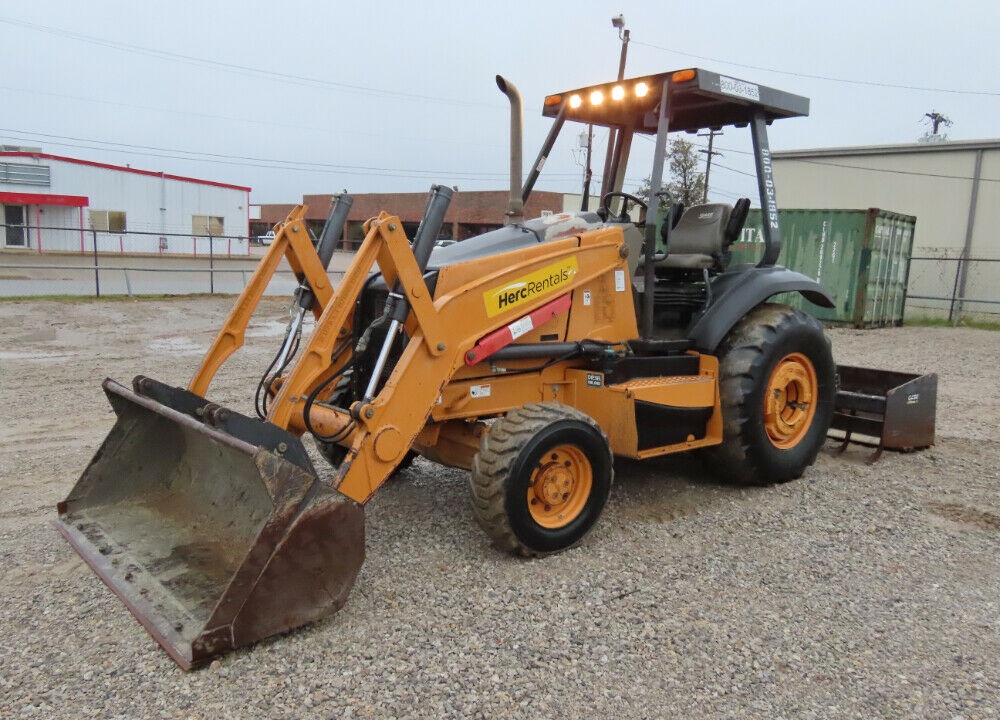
<box><xmin>526</xmin><ymin>444</ymin><xmax>593</xmax><ymax>529</ymax></box>
<box><xmin>763</xmin><ymin>352</ymin><xmax>818</xmax><ymax>449</ymax></box>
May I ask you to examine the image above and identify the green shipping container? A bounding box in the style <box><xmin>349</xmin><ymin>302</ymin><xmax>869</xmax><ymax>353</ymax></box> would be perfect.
<box><xmin>731</xmin><ymin>208</ymin><xmax>917</xmax><ymax>327</ymax></box>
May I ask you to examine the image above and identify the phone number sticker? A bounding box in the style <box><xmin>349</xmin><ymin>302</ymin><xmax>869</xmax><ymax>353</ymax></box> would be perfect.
<box><xmin>719</xmin><ymin>75</ymin><xmax>760</xmax><ymax>101</ymax></box>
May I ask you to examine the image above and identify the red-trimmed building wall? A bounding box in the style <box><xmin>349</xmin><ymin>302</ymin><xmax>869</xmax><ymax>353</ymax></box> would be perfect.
<box><xmin>1</xmin><ymin>152</ymin><xmax>250</xmax><ymax>254</ymax></box>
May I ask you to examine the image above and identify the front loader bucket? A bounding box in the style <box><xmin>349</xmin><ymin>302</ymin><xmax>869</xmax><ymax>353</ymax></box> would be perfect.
<box><xmin>55</xmin><ymin>377</ymin><xmax>364</xmax><ymax>670</ymax></box>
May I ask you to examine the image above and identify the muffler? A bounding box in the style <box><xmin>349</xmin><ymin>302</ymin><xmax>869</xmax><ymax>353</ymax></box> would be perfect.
<box><xmin>55</xmin><ymin>377</ymin><xmax>364</xmax><ymax>669</ymax></box>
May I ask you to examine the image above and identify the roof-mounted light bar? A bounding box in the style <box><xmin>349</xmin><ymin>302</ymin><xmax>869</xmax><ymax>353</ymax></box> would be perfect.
<box><xmin>544</xmin><ymin>73</ymin><xmax>688</xmax><ymax>114</ymax></box>
<box><xmin>541</xmin><ymin>68</ymin><xmax>809</xmax><ymax>135</ymax></box>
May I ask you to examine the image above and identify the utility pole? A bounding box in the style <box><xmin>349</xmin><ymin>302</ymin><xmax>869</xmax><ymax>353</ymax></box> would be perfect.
<box><xmin>920</xmin><ymin>110</ymin><xmax>953</xmax><ymax>143</ymax></box>
<box><xmin>580</xmin><ymin>125</ymin><xmax>594</xmax><ymax>210</ymax></box>
<box><xmin>697</xmin><ymin>129</ymin><xmax>723</xmax><ymax>203</ymax></box>
<box><xmin>924</xmin><ymin>111</ymin><xmax>952</xmax><ymax>135</ymax></box>
<box><xmin>601</xmin><ymin>14</ymin><xmax>629</xmax><ymax>197</ymax></box>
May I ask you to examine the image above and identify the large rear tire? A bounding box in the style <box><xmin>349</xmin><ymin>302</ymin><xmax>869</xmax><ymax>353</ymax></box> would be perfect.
<box><xmin>470</xmin><ymin>403</ymin><xmax>613</xmax><ymax>557</ymax></box>
<box><xmin>704</xmin><ymin>303</ymin><xmax>834</xmax><ymax>485</ymax></box>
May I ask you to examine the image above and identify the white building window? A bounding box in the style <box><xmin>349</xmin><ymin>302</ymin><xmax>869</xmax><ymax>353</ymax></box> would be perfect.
<box><xmin>0</xmin><ymin>162</ymin><xmax>50</xmax><ymax>186</ymax></box>
<box><xmin>90</xmin><ymin>210</ymin><xmax>126</xmax><ymax>233</ymax></box>
<box><xmin>193</xmin><ymin>215</ymin><xmax>224</xmax><ymax>236</ymax></box>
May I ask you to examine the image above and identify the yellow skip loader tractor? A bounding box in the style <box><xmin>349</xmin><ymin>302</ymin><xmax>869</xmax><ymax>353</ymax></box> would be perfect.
<box><xmin>57</xmin><ymin>68</ymin><xmax>835</xmax><ymax>668</ymax></box>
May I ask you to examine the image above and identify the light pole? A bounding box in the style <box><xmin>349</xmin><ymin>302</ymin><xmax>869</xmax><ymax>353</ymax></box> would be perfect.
<box><xmin>600</xmin><ymin>14</ymin><xmax>629</xmax><ymax>198</ymax></box>
<box><xmin>611</xmin><ymin>14</ymin><xmax>629</xmax><ymax>80</ymax></box>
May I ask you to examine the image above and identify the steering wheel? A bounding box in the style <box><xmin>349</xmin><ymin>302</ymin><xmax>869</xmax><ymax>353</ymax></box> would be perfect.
<box><xmin>600</xmin><ymin>192</ymin><xmax>648</xmax><ymax>223</ymax></box>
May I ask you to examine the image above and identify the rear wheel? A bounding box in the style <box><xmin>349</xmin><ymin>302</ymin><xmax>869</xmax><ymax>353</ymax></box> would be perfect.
<box><xmin>704</xmin><ymin>303</ymin><xmax>834</xmax><ymax>485</ymax></box>
<box><xmin>470</xmin><ymin>403</ymin><xmax>613</xmax><ymax>557</ymax></box>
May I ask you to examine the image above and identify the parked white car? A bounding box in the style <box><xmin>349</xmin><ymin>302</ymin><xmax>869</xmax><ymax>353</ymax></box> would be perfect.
<box><xmin>256</xmin><ymin>230</ymin><xmax>275</xmax><ymax>246</ymax></box>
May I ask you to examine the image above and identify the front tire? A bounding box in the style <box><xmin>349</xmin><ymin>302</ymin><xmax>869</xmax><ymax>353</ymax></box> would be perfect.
<box><xmin>704</xmin><ymin>303</ymin><xmax>835</xmax><ymax>485</ymax></box>
<box><xmin>470</xmin><ymin>403</ymin><xmax>613</xmax><ymax>557</ymax></box>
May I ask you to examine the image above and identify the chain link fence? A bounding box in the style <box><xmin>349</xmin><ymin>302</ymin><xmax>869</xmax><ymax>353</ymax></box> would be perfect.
<box><xmin>0</xmin><ymin>223</ymin><xmax>310</xmax><ymax>297</ymax></box>
<box><xmin>907</xmin><ymin>256</ymin><xmax>1000</xmax><ymax>325</ymax></box>
<box><xmin>2</xmin><ymin>221</ymin><xmax>252</xmax><ymax>256</ymax></box>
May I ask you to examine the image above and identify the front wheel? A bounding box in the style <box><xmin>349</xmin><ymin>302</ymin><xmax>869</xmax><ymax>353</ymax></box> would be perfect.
<box><xmin>703</xmin><ymin>303</ymin><xmax>835</xmax><ymax>485</ymax></box>
<box><xmin>470</xmin><ymin>403</ymin><xmax>613</xmax><ymax>557</ymax></box>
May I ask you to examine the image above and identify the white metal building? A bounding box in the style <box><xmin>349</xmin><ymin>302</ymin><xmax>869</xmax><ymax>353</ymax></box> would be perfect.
<box><xmin>773</xmin><ymin>139</ymin><xmax>1000</xmax><ymax>320</ymax></box>
<box><xmin>0</xmin><ymin>151</ymin><xmax>251</xmax><ymax>256</ymax></box>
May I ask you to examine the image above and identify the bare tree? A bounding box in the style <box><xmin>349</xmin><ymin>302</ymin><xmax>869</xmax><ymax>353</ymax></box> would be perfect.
<box><xmin>637</xmin><ymin>137</ymin><xmax>707</xmax><ymax>206</ymax></box>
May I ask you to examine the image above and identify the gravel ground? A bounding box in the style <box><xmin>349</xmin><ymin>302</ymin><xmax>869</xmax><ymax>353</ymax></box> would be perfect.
<box><xmin>1</xmin><ymin>297</ymin><xmax>997</xmax><ymax>719</ymax></box>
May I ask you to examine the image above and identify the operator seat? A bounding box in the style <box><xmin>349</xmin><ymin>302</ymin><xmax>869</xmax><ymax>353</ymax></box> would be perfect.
<box><xmin>657</xmin><ymin>198</ymin><xmax>750</xmax><ymax>273</ymax></box>
<box><xmin>623</xmin><ymin>201</ymin><xmax>684</xmax><ymax>276</ymax></box>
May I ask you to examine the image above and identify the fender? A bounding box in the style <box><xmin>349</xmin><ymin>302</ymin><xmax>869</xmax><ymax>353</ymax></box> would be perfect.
<box><xmin>688</xmin><ymin>265</ymin><xmax>834</xmax><ymax>353</ymax></box>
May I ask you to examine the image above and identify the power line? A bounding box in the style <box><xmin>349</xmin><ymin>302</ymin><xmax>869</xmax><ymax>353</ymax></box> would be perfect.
<box><xmin>0</xmin><ymin>127</ymin><xmax>582</xmax><ymax>181</ymax></box>
<box><xmin>711</xmin><ymin>162</ymin><xmax>756</xmax><ymax>178</ymax></box>
<box><xmin>784</xmin><ymin>157</ymin><xmax>1000</xmax><ymax>182</ymax></box>
<box><xmin>0</xmin><ymin>84</ymin><xmax>508</xmax><ymax>151</ymax></box>
<box><xmin>0</xmin><ymin>15</ymin><xmax>502</xmax><ymax>110</ymax></box>
<box><xmin>643</xmin><ymin>131</ymin><xmax>1000</xmax><ymax>183</ymax></box>
<box><xmin>632</xmin><ymin>40</ymin><xmax>1000</xmax><ymax>97</ymax></box>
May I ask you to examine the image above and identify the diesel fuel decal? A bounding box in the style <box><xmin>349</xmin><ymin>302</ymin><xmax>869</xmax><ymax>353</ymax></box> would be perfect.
<box><xmin>483</xmin><ymin>257</ymin><xmax>578</xmax><ymax>317</ymax></box>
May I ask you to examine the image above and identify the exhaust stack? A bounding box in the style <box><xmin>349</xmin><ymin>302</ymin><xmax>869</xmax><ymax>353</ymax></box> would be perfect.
<box><xmin>496</xmin><ymin>75</ymin><xmax>523</xmax><ymax>225</ymax></box>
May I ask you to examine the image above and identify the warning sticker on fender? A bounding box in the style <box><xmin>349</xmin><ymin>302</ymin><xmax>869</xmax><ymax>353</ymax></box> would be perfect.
<box><xmin>470</xmin><ymin>384</ymin><xmax>491</xmax><ymax>398</ymax></box>
<box><xmin>483</xmin><ymin>257</ymin><xmax>578</xmax><ymax>317</ymax></box>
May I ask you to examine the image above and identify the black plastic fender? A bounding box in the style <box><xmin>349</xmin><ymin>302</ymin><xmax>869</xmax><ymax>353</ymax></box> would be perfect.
<box><xmin>688</xmin><ymin>265</ymin><xmax>834</xmax><ymax>353</ymax></box>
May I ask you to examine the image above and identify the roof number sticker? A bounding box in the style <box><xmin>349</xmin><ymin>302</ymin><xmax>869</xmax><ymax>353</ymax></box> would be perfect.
<box><xmin>719</xmin><ymin>75</ymin><xmax>760</xmax><ymax>102</ymax></box>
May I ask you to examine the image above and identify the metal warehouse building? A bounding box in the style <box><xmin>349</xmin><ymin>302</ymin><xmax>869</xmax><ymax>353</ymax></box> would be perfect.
<box><xmin>1</xmin><ymin>151</ymin><xmax>251</xmax><ymax>255</ymax></box>
<box><xmin>773</xmin><ymin>139</ymin><xmax>1000</xmax><ymax>321</ymax></box>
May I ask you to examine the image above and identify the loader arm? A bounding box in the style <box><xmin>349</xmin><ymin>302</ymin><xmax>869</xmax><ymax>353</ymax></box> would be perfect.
<box><xmin>267</xmin><ymin>213</ymin><xmax>633</xmax><ymax>504</ymax></box>
<box><xmin>189</xmin><ymin>205</ymin><xmax>338</xmax><ymax>397</ymax></box>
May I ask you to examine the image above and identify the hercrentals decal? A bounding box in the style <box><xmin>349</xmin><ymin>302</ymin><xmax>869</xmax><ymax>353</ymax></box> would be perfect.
<box><xmin>483</xmin><ymin>257</ymin><xmax>578</xmax><ymax>317</ymax></box>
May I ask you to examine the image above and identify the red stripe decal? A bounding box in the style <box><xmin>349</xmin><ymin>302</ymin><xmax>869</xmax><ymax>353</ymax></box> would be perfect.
<box><xmin>465</xmin><ymin>293</ymin><xmax>572</xmax><ymax>365</ymax></box>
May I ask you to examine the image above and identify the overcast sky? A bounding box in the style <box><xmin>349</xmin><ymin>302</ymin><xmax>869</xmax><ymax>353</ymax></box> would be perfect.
<box><xmin>2</xmin><ymin>1</ymin><xmax>997</xmax><ymax>206</ymax></box>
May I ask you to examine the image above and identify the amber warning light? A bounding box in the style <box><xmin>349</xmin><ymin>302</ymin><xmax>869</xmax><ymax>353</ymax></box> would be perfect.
<box><xmin>546</xmin><ymin>75</ymin><xmax>686</xmax><ymax>113</ymax></box>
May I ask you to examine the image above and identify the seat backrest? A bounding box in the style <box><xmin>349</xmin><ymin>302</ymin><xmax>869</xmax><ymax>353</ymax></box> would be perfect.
<box><xmin>723</xmin><ymin>197</ymin><xmax>751</xmax><ymax>248</ymax></box>
<box><xmin>656</xmin><ymin>203</ymin><xmax>731</xmax><ymax>270</ymax></box>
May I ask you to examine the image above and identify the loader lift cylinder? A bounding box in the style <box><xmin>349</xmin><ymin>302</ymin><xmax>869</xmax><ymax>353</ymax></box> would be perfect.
<box><xmin>362</xmin><ymin>185</ymin><xmax>453</xmax><ymax>402</ymax></box>
<box><xmin>273</xmin><ymin>194</ymin><xmax>354</xmax><ymax>384</ymax></box>
<box><xmin>298</xmin><ymin>193</ymin><xmax>354</xmax><ymax>310</ymax></box>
